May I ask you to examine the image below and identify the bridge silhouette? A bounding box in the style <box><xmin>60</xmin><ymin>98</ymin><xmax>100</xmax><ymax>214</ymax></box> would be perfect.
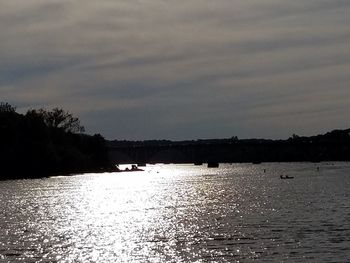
<box><xmin>108</xmin><ymin>141</ymin><xmax>266</xmax><ymax>165</ymax></box>
<box><xmin>107</xmin><ymin>138</ymin><xmax>347</xmax><ymax>165</ymax></box>
<box><xmin>108</xmin><ymin>144</ymin><xmax>207</xmax><ymax>164</ymax></box>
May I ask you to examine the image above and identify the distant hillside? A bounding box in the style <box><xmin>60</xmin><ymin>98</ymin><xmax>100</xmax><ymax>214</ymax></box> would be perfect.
<box><xmin>108</xmin><ymin>129</ymin><xmax>350</xmax><ymax>164</ymax></box>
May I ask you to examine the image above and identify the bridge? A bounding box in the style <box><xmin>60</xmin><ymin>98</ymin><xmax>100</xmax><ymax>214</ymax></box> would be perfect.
<box><xmin>107</xmin><ymin>139</ymin><xmax>347</xmax><ymax>165</ymax></box>
<box><xmin>108</xmin><ymin>142</ymin><xmax>267</xmax><ymax>165</ymax></box>
<box><xmin>108</xmin><ymin>144</ymin><xmax>208</xmax><ymax>164</ymax></box>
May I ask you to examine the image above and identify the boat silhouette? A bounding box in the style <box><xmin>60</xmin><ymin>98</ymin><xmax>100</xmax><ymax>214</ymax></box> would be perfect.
<box><xmin>280</xmin><ymin>175</ymin><xmax>294</xmax><ymax>179</ymax></box>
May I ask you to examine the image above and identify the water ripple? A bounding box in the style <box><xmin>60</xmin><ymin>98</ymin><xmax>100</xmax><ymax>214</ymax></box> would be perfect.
<box><xmin>1</xmin><ymin>163</ymin><xmax>350</xmax><ymax>262</ymax></box>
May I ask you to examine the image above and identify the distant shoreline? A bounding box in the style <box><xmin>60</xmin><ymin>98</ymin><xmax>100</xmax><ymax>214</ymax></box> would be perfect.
<box><xmin>2</xmin><ymin>102</ymin><xmax>350</xmax><ymax>181</ymax></box>
<box><xmin>108</xmin><ymin>128</ymin><xmax>350</xmax><ymax>165</ymax></box>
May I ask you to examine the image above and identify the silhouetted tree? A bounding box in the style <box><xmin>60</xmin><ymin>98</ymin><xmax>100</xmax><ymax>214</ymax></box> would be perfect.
<box><xmin>29</xmin><ymin>108</ymin><xmax>85</xmax><ymax>133</ymax></box>
<box><xmin>0</xmin><ymin>102</ymin><xmax>16</xmax><ymax>113</ymax></box>
<box><xmin>0</xmin><ymin>103</ymin><xmax>111</xmax><ymax>180</ymax></box>
<box><xmin>231</xmin><ymin>136</ymin><xmax>239</xmax><ymax>141</ymax></box>
<box><xmin>289</xmin><ymin>134</ymin><xmax>300</xmax><ymax>141</ymax></box>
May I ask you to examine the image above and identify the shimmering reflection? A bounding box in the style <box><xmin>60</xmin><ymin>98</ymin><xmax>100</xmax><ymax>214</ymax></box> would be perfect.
<box><xmin>1</xmin><ymin>163</ymin><xmax>350</xmax><ymax>262</ymax></box>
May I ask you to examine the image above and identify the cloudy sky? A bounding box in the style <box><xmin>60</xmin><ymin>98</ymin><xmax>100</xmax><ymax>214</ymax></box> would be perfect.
<box><xmin>1</xmin><ymin>0</ymin><xmax>350</xmax><ymax>140</ymax></box>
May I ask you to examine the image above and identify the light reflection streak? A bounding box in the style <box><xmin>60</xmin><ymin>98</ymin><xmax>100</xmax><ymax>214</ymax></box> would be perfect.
<box><xmin>52</xmin><ymin>164</ymin><xmax>228</xmax><ymax>261</ymax></box>
<box><xmin>1</xmin><ymin>163</ymin><xmax>350</xmax><ymax>261</ymax></box>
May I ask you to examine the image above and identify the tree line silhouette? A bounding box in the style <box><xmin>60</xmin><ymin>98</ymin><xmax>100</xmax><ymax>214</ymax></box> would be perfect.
<box><xmin>2</xmin><ymin>101</ymin><xmax>350</xmax><ymax>180</ymax></box>
<box><xmin>109</xmin><ymin>129</ymin><xmax>350</xmax><ymax>164</ymax></box>
<box><xmin>0</xmin><ymin>102</ymin><xmax>111</xmax><ymax>180</ymax></box>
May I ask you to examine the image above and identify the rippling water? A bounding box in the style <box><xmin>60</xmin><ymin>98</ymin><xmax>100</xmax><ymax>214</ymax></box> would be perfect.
<box><xmin>1</xmin><ymin>162</ymin><xmax>350</xmax><ymax>262</ymax></box>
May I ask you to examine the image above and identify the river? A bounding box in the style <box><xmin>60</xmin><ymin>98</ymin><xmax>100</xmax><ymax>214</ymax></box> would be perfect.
<box><xmin>1</xmin><ymin>162</ymin><xmax>350</xmax><ymax>262</ymax></box>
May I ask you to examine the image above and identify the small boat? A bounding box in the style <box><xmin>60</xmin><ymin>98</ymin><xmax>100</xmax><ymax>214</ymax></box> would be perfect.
<box><xmin>280</xmin><ymin>175</ymin><xmax>294</xmax><ymax>179</ymax></box>
<box><xmin>207</xmin><ymin>162</ymin><xmax>219</xmax><ymax>168</ymax></box>
<box><xmin>194</xmin><ymin>162</ymin><xmax>203</xmax><ymax>166</ymax></box>
<box><xmin>115</xmin><ymin>164</ymin><xmax>144</xmax><ymax>172</ymax></box>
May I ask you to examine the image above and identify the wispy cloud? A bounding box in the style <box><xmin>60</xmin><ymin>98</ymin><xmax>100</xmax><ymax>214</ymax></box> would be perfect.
<box><xmin>1</xmin><ymin>0</ymin><xmax>350</xmax><ymax>139</ymax></box>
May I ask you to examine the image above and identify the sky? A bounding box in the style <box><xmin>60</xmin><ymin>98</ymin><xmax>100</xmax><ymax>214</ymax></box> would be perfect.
<box><xmin>1</xmin><ymin>0</ymin><xmax>350</xmax><ymax>140</ymax></box>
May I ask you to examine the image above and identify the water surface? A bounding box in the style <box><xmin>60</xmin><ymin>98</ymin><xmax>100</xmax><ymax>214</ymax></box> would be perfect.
<box><xmin>1</xmin><ymin>163</ymin><xmax>350</xmax><ymax>262</ymax></box>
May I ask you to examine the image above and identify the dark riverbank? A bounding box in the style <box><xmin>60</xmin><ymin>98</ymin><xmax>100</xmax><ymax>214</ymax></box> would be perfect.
<box><xmin>0</xmin><ymin>103</ymin><xmax>112</xmax><ymax>180</ymax></box>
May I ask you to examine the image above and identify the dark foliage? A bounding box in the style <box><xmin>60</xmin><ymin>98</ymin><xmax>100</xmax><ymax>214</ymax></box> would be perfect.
<box><xmin>109</xmin><ymin>130</ymin><xmax>350</xmax><ymax>164</ymax></box>
<box><xmin>0</xmin><ymin>103</ymin><xmax>112</xmax><ymax>180</ymax></box>
<box><xmin>30</xmin><ymin>108</ymin><xmax>85</xmax><ymax>133</ymax></box>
